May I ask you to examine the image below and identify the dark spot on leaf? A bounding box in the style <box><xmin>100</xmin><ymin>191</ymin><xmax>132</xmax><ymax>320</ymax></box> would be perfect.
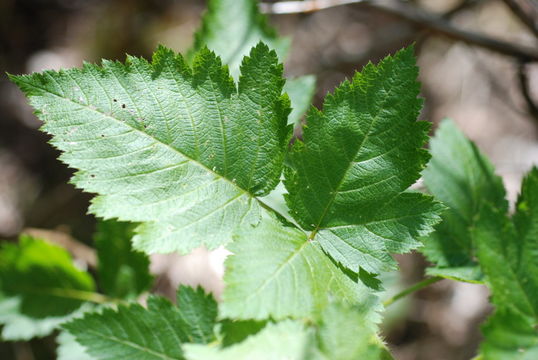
<box><xmin>121</xmin><ymin>104</ymin><xmax>126</xmax><ymax>109</ymax></box>
<box><xmin>113</xmin><ymin>99</ymin><xmax>117</xmax><ymax>102</ymax></box>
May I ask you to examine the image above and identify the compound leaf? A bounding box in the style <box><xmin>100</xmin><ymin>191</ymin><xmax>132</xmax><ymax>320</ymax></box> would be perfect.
<box><xmin>423</xmin><ymin>119</ymin><xmax>507</xmax><ymax>283</ymax></box>
<box><xmin>63</xmin><ymin>286</ymin><xmax>217</xmax><ymax>360</ymax></box>
<box><xmin>10</xmin><ymin>43</ymin><xmax>290</xmax><ymax>255</ymax></box>
<box><xmin>0</xmin><ymin>236</ymin><xmax>95</xmax><ymax>319</ymax></box>
<box><xmin>475</xmin><ymin>168</ymin><xmax>538</xmax><ymax>359</ymax></box>
<box><xmin>284</xmin><ymin>46</ymin><xmax>443</xmax><ymax>275</ymax></box>
<box><xmin>95</xmin><ymin>220</ymin><xmax>152</xmax><ymax>299</ymax></box>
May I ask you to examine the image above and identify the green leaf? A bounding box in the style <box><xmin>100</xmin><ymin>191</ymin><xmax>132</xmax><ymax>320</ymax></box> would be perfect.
<box><xmin>63</xmin><ymin>286</ymin><xmax>218</xmax><ymax>360</ymax></box>
<box><xmin>10</xmin><ymin>43</ymin><xmax>291</xmax><ymax>255</ymax></box>
<box><xmin>175</xmin><ymin>285</ymin><xmax>218</xmax><ymax>344</ymax></box>
<box><xmin>284</xmin><ymin>46</ymin><xmax>443</xmax><ymax>275</ymax></box>
<box><xmin>0</xmin><ymin>236</ymin><xmax>95</xmax><ymax>319</ymax></box>
<box><xmin>475</xmin><ymin>168</ymin><xmax>538</xmax><ymax>359</ymax></box>
<box><xmin>95</xmin><ymin>220</ymin><xmax>152</xmax><ymax>299</ymax></box>
<box><xmin>184</xmin><ymin>320</ymin><xmax>310</xmax><ymax>360</ymax></box>
<box><xmin>191</xmin><ymin>0</ymin><xmax>315</xmax><ymax>126</ymax></box>
<box><xmin>190</xmin><ymin>0</ymin><xmax>289</xmax><ymax>80</ymax></box>
<box><xmin>422</xmin><ymin>119</ymin><xmax>507</xmax><ymax>283</ymax></box>
<box><xmin>220</xmin><ymin>215</ymin><xmax>380</xmax><ymax>321</ymax></box>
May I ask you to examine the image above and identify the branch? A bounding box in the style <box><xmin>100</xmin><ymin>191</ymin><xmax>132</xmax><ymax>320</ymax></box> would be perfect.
<box><xmin>260</xmin><ymin>0</ymin><xmax>538</xmax><ymax>61</ymax></box>
<box><xmin>501</xmin><ymin>0</ymin><xmax>538</xmax><ymax>38</ymax></box>
<box><xmin>383</xmin><ymin>276</ymin><xmax>443</xmax><ymax>307</ymax></box>
<box><xmin>517</xmin><ymin>61</ymin><xmax>538</xmax><ymax>124</ymax></box>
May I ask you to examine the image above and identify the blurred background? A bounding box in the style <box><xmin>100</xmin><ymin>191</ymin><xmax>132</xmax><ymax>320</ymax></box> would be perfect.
<box><xmin>0</xmin><ymin>0</ymin><xmax>536</xmax><ymax>359</ymax></box>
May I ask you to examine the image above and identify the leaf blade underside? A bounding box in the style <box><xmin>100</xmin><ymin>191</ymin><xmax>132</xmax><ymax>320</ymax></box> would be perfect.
<box><xmin>10</xmin><ymin>43</ymin><xmax>290</xmax><ymax>255</ymax></box>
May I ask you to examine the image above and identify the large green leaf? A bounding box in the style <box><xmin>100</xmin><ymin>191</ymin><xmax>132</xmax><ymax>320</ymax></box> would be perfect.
<box><xmin>422</xmin><ymin>119</ymin><xmax>507</xmax><ymax>283</ymax></box>
<box><xmin>475</xmin><ymin>168</ymin><xmax>538</xmax><ymax>359</ymax></box>
<box><xmin>284</xmin><ymin>46</ymin><xmax>444</xmax><ymax>275</ymax></box>
<box><xmin>0</xmin><ymin>236</ymin><xmax>95</xmax><ymax>319</ymax></box>
<box><xmin>220</xmin><ymin>215</ymin><xmax>380</xmax><ymax>321</ymax></box>
<box><xmin>63</xmin><ymin>286</ymin><xmax>218</xmax><ymax>360</ymax></box>
<box><xmin>95</xmin><ymin>220</ymin><xmax>152</xmax><ymax>299</ymax></box>
<box><xmin>191</xmin><ymin>0</ymin><xmax>316</xmax><ymax>125</ymax></box>
<box><xmin>10</xmin><ymin>43</ymin><xmax>291</xmax><ymax>255</ymax></box>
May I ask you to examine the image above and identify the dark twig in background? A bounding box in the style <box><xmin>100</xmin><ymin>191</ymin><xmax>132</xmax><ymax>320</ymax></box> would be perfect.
<box><xmin>261</xmin><ymin>0</ymin><xmax>538</xmax><ymax>61</ymax></box>
<box><xmin>518</xmin><ymin>61</ymin><xmax>538</xmax><ymax>123</ymax></box>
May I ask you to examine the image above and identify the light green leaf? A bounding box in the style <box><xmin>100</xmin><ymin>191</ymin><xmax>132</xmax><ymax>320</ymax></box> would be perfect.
<box><xmin>310</xmin><ymin>302</ymin><xmax>392</xmax><ymax>360</ymax></box>
<box><xmin>187</xmin><ymin>303</ymin><xmax>392</xmax><ymax>360</ymax></box>
<box><xmin>95</xmin><ymin>220</ymin><xmax>152</xmax><ymax>299</ymax></box>
<box><xmin>184</xmin><ymin>320</ymin><xmax>310</xmax><ymax>360</ymax></box>
<box><xmin>190</xmin><ymin>0</ymin><xmax>289</xmax><ymax>80</ymax></box>
<box><xmin>475</xmin><ymin>168</ymin><xmax>538</xmax><ymax>359</ymax></box>
<box><xmin>0</xmin><ymin>236</ymin><xmax>95</xmax><ymax>319</ymax></box>
<box><xmin>284</xmin><ymin>75</ymin><xmax>316</xmax><ymax>126</ymax></box>
<box><xmin>422</xmin><ymin>119</ymin><xmax>507</xmax><ymax>283</ymax></box>
<box><xmin>0</xmin><ymin>294</ymin><xmax>92</xmax><ymax>341</ymax></box>
<box><xmin>63</xmin><ymin>286</ymin><xmax>218</xmax><ymax>360</ymax></box>
<box><xmin>221</xmin><ymin>215</ymin><xmax>380</xmax><ymax>321</ymax></box>
<box><xmin>57</xmin><ymin>331</ymin><xmax>94</xmax><ymax>360</ymax></box>
<box><xmin>284</xmin><ymin>46</ymin><xmax>444</xmax><ymax>275</ymax></box>
<box><xmin>10</xmin><ymin>43</ymin><xmax>290</xmax><ymax>255</ymax></box>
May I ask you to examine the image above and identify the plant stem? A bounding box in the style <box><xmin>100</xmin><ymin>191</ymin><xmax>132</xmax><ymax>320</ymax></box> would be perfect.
<box><xmin>36</xmin><ymin>287</ymin><xmax>124</xmax><ymax>305</ymax></box>
<box><xmin>383</xmin><ymin>276</ymin><xmax>443</xmax><ymax>307</ymax></box>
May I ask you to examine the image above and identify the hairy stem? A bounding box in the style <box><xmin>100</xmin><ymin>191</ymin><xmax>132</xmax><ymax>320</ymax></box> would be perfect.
<box><xmin>383</xmin><ymin>276</ymin><xmax>443</xmax><ymax>307</ymax></box>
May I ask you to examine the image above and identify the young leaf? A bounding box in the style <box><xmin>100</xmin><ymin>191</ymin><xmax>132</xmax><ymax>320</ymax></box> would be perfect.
<box><xmin>184</xmin><ymin>320</ymin><xmax>310</xmax><ymax>360</ymax></box>
<box><xmin>94</xmin><ymin>220</ymin><xmax>152</xmax><ymax>299</ymax></box>
<box><xmin>0</xmin><ymin>236</ymin><xmax>95</xmax><ymax>319</ymax></box>
<box><xmin>475</xmin><ymin>168</ymin><xmax>538</xmax><ymax>359</ymax></box>
<box><xmin>10</xmin><ymin>43</ymin><xmax>290</xmax><ymax>255</ymax></box>
<box><xmin>284</xmin><ymin>46</ymin><xmax>444</xmax><ymax>275</ymax></box>
<box><xmin>63</xmin><ymin>286</ymin><xmax>218</xmax><ymax>360</ymax></box>
<box><xmin>191</xmin><ymin>0</ymin><xmax>316</xmax><ymax>125</ymax></box>
<box><xmin>422</xmin><ymin>119</ymin><xmax>507</xmax><ymax>283</ymax></box>
<box><xmin>220</xmin><ymin>215</ymin><xmax>380</xmax><ymax>321</ymax></box>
